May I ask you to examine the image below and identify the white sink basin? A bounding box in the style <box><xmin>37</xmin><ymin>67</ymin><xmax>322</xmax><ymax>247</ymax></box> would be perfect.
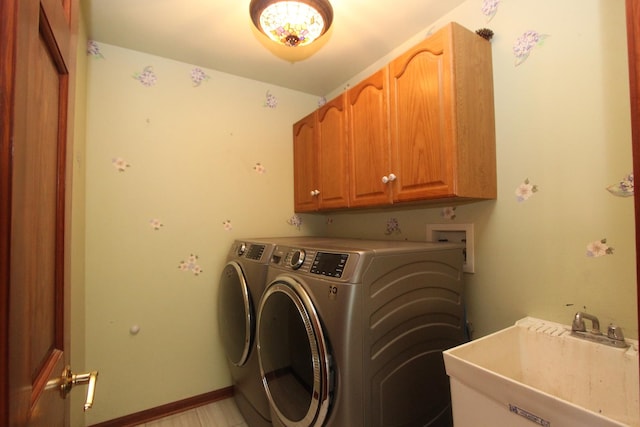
<box><xmin>444</xmin><ymin>317</ymin><xmax>639</xmax><ymax>427</ymax></box>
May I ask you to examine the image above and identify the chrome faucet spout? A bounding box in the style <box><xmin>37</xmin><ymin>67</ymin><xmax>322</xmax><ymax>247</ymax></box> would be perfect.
<box><xmin>572</xmin><ymin>311</ymin><xmax>601</xmax><ymax>335</ymax></box>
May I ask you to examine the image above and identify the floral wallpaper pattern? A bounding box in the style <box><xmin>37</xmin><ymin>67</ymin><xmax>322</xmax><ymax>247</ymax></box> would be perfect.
<box><xmin>607</xmin><ymin>173</ymin><xmax>634</xmax><ymax>197</ymax></box>
<box><xmin>133</xmin><ymin>65</ymin><xmax>158</xmax><ymax>87</ymax></box>
<box><xmin>287</xmin><ymin>215</ymin><xmax>303</xmax><ymax>229</ymax></box>
<box><xmin>385</xmin><ymin>218</ymin><xmax>402</xmax><ymax>235</ymax></box>
<box><xmin>87</xmin><ymin>40</ymin><xmax>104</xmax><ymax>59</ymax></box>
<box><xmin>264</xmin><ymin>90</ymin><xmax>278</xmax><ymax>108</ymax></box>
<box><xmin>149</xmin><ymin>219</ymin><xmax>163</xmax><ymax>230</ymax></box>
<box><xmin>253</xmin><ymin>162</ymin><xmax>267</xmax><ymax>174</ymax></box>
<box><xmin>178</xmin><ymin>254</ymin><xmax>203</xmax><ymax>275</ymax></box>
<box><xmin>112</xmin><ymin>157</ymin><xmax>131</xmax><ymax>172</ymax></box>
<box><xmin>441</xmin><ymin>207</ymin><xmax>456</xmax><ymax>220</ymax></box>
<box><xmin>190</xmin><ymin>67</ymin><xmax>210</xmax><ymax>87</ymax></box>
<box><xmin>481</xmin><ymin>0</ymin><xmax>500</xmax><ymax>22</ymax></box>
<box><xmin>586</xmin><ymin>239</ymin><xmax>614</xmax><ymax>257</ymax></box>
<box><xmin>513</xmin><ymin>30</ymin><xmax>549</xmax><ymax>66</ymax></box>
<box><xmin>515</xmin><ymin>178</ymin><xmax>538</xmax><ymax>202</ymax></box>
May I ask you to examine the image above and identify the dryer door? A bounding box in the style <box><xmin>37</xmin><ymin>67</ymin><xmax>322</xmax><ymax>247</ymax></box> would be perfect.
<box><xmin>218</xmin><ymin>261</ymin><xmax>253</xmax><ymax>367</ymax></box>
<box><xmin>257</xmin><ymin>277</ymin><xmax>331</xmax><ymax>427</ymax></box>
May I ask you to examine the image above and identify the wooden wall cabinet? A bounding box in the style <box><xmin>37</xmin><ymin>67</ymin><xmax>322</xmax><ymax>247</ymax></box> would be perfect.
<box><xmin>293</xmin><ymin>112</ymin><xmax>318</xmax><ymax>212</ymax></box>
<box><xmin>347</xmin><ymin>67</ymin><xmax>392</xmax><ymax>207</ymax></box>
<box><xmin>294</xmin><ymin>22</ymin><xmax>496</xmax><ymax>212</ymax></box>
<box><xmin>293</xmin><ymin>94</ymin><xmax>349</xmax><ymax>212</ymax></box>
<box><xmin>387</xmin><ymin>22</ymin><xmax>496</xmax><ymax>205</ymax></box>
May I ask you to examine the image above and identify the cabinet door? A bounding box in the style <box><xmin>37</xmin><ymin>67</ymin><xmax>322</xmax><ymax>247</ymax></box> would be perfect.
<box><xmin>293</xmin><ymin>112</ymin><xmax>319</xmax><ymax>212</ymax></box>
<box><xmin>389</xmin><ymin>28</ymin><xmax>455</xmax><ymax>202</ymax></box>
<box><xmin>317</xmin><ymin>94</ymin><xmax>349</xmax><ymax>209</ymax></box>
<box><xmin>347</xmin><ymin>68</ymin><xmax>393</xmax><ymax>207</ymax></box>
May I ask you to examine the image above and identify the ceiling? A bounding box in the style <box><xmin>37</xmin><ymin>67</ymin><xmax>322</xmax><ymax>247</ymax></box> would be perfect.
<box><xmin>82</xmin><ymin>0</ymin><xmax>466</xmax><ymax>96</ymax></box>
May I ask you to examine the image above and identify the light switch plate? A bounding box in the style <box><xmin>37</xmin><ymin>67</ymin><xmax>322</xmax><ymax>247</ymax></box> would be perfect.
<box><xmin>426</xmin><ymin>223</ymin><xmax>474</xmax><ymax>273</ymax></box>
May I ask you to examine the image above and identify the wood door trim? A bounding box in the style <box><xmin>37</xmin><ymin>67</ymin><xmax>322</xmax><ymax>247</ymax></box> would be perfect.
<box><xmin>0</xmin><ymin>0</ymin><xmax>18</xmax><ymax>423</ymax></box>
<box><xmin>626</xmin><ymin>0</ymin><xmax>640</xmax><ymax>362</ymax></box>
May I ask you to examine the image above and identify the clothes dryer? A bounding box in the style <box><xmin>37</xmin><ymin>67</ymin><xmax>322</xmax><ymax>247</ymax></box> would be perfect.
<box><xmin>257</xmin><ymin>238</ymin><xmax>467</xmax><ymax>427</ymax></box>
<box><xmin>218</xmin><ymin>239</ymin><xmax>276</xmax><ymax>427</ymax></box>
<box><xmin>218</xmin><ymin>237</ymin><xmax>335</xmax><ymax>427</ymax></box>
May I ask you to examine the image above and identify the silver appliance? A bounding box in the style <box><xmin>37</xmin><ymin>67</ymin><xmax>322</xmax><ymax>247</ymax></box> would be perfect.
<box><xmin>218</xmin><ymin>237</ymin><xmax>337</xmax><ymax>426</ymax></box>
<box><xmin>218</xmin><ymin>239</ymin><xmax>276</xmax><ymax>427</ymax></box>
<box><xmin>257</xmin><ymin>238</ymin><xmax>466</xmax><ymax>427</ymax></box>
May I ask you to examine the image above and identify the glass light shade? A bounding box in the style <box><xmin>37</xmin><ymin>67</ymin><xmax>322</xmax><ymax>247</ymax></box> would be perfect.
<box><xmin>250</xmin><ymin>0</ymin><xmax>333</xmax><ymax>47</ymax></box>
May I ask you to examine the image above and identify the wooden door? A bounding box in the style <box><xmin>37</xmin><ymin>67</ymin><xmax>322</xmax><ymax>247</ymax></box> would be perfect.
<box><xmin>293</xmin><ymin>112</ymin><xmax>319</xmax><ymax>212</ymax></box>
<box><xmin>389</xmin><ymin>27</ymin><xmax>455</xmax><ymax>202</ymax></box>
<box><xmin>317</xmin><ymin>94</ymin><xmax>349</xmax><ymax>210</ymax></box>
<box><xmin>1</xmin><ymin>0</ymin><xmax>79</xmax><ymax>425</ymax></box>
<box><xmin>347</xmin><ymin>68</ymin><xmax>393</xmax><ymax>207</ymax></box>
<box><xmin>626</xmin><ymin>0</ymin><xmax>640</xmax><ymax>388</ymax></box>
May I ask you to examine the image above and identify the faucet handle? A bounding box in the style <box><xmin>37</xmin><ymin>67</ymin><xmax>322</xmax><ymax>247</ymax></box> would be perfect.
<box><xmin>607</xmin><ymin>324</ymin><xmax>625</xmax><ymax>341</ymax></box>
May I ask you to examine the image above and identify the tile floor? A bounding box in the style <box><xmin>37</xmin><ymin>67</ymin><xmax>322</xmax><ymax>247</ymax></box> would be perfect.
<box><xmin>134</xmin><ymin>398</ymin><xmax>247</xmax><ymax>427</ymax></box>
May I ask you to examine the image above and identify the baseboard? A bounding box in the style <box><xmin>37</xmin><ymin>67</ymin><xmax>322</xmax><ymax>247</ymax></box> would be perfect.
<box><xmin>88</xmin><ymin>386</ymin><xmax>234</xmax><ymax>427</ymax></box>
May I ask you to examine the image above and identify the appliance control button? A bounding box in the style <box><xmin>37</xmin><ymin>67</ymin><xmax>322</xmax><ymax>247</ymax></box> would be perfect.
<box><xmin>290</xmin><ymin>249</ymin><xmax>305</xmax><ymax>269</ymax></box>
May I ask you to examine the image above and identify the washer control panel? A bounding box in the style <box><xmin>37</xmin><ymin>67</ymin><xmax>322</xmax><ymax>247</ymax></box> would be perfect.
<box><xmin>271</xmin><ymin>245</ymin><xmax>360</xmax><ymax>281</ymax></box>
<box><xmin>310</xmin><ymin>252</ymin><xmax>349</xmax><ymax>278</ymax></box>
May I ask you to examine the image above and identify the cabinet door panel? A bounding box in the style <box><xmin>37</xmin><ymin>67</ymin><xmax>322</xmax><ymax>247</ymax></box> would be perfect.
<box><xmin>318</xmin><ymin>95</ymin><xmax>349</xmax><ymax>209</ymax></box>
<box><xmin>348</xmin><ymin>68</ymin><xmax>392</xmax><ymax>207</ymax></box>
<box><xmin>390</xmin><ymin>30</ymin><xmax>455</xmax><ymax>202</ymax></box>
<box><xmin>293</xmin><ymin>113</ymin><xmax>318</xmax><ymax>212</ymax></box>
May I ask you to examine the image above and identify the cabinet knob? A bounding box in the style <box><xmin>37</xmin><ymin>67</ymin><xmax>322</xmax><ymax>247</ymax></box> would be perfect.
<box><xmin>381</xmin><ymin>174</ymin><xmax>397</xmax><ymax>184</ymax></box>
<box><xmin>310</xmin><ymin>189</ymin><xmax>320</xmax><ymax>196</ymax></box>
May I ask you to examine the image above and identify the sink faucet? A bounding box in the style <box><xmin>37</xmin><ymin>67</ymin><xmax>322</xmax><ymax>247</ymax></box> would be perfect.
<box><xmin>572</xmin><ymin>311</ymin><xmax>601</xmax><ymax>335</ymax></box>
<box><xmin>570</xmin><ymin>311</ymin><xmax>629</xmax><ymax>348</ymax></box>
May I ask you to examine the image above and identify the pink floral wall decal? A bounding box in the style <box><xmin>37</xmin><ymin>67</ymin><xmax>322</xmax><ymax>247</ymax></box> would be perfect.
<box><xmin>515</xmin><ymin>178</ymin><xmax>538</xmax><ymax>202</ymax></box>
<box><xmin>606</xmin><ymin>173</ymin><xmax>634</xmax><ymax>197</ymax></box>
<box><xmin>133</xmin><ymin>66</ymin><xmax>157</xmax><ymax>87</ymax></box>
<box><xmin>513</xmin><ymin>30</ymin><xmax>549</xmax><ymax>66</ymax></box>
<box><xmin>318</xmin><ymin>96</ymin><xmax>327</xmax><ymax>107</ymax></box>
<box><xmin>586</xmin><ymin>239</ymin><xmax>614</xmax><ymax>257</ymax></box>
<box><xmin>253</xmin><ymin>162</ymin><xmax>266</xmax><ymax>174</ymax></box>
<box><xmin>87</xmin><ymin>40</ymin><xmax>104</xmax><ymax>58</ymax></box>
<box><xmin>287</xmin><ymin>214</ymin><xmax>302</xmax><ymax>229</ymax></box>
<box><xmin>149</xmin><ymin>219</ymin><xmax>163</xmax><ymax>230</ymax></box>
<box><xmin>222</xmin><ymin>220</ymin><xmax>233</xmax><ymax>231</ymax></box>
<box><xmin>385</xmin><ymin>218</ymin><xmax>401</xmax><ymax>235</ymax></box>
<box><xmin>178</xmin><ymin>254</ymin><xmax>203</xmax><ymax>275</ymax></box>
<box><xmin>481</xmin><ymin>0</ymin><xmax>500</xmax><ymax>22</ymax></box>
<box><xmin>112</xmin><ymin>157</ymin><xmax>131</xmax><ymax>172</ymax></box>
<box><xmin>264</xmin><ymin>91</ymin><xmax>278</xmax><ymax>108</ymax></box>
<box><xmin>441</xmin><ymin>207</ymin><xmax>456</xmax><ymax>220</ymax></box>
<box><xmin>190</xmin><ymin>67</ymin><xmax>210</xmax><ymax>87</ymax></box>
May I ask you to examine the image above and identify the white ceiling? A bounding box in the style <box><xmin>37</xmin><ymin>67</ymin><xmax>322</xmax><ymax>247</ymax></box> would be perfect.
<box><xmin>82</xmin><ymin>0</ymin><xmax>466</xmax><ymax>96</ymax></box>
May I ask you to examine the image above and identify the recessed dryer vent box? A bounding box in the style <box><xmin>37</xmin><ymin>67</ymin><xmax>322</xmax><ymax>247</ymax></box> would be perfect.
<box><xmin>426</xmin><ymin>223</ymin><xmax>474</xmax><ymax>273</ymax></box>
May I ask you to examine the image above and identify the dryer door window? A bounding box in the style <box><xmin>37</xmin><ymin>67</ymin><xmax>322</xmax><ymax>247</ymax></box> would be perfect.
<box><xmin>258</xmin><ymin>278</ymin><xmax>331</xmax><ymax>427</ymax></box>
<box><xmin>218</xmin><ymin>261</ymin><xmax>253</xmax><ymax>367</ymax></box>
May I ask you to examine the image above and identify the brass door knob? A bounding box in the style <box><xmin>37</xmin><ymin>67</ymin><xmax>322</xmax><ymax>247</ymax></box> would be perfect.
<box><xmin>59</xmin><ymin>366</ymin><xmax>99</xmax><ymax>411</ymax></box>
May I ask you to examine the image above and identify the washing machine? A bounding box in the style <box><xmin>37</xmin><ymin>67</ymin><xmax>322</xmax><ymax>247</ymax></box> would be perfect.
<box><xmin>256</xmin><ymin>238</ymin><xmax>467</xmax><ymax>427</ymax></box>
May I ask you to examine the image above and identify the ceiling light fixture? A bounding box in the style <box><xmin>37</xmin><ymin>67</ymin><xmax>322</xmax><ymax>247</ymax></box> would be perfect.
<box><xmin>249</xmin><ymin>0</ymin><xmax>334</xmax><ymax>48</ymax></box>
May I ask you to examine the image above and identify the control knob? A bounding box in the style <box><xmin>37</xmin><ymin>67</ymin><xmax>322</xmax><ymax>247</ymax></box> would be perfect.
<box><xmin>289</xmin><ymin>249</ymin><xmax>306</xmax><ymax>270</ymax></box>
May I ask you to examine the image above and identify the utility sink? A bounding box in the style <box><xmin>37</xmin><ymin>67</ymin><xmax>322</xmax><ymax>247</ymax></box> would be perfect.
<box><xmin>444</xmin><ymin>317</ymin><xmax>639</xmax><ymax>427</ymax></box>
